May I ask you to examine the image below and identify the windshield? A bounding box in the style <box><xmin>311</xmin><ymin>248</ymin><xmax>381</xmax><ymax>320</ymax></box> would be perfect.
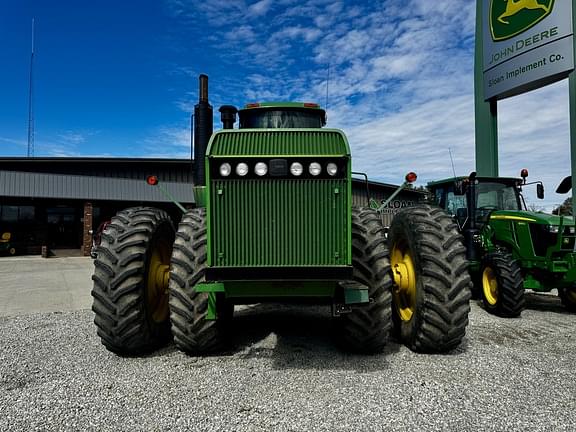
<box><xmin>476</xmin><ymin>182</ymin><xmax>521</xmax><ymax>210</ymax></box>
<box><xmin>239</xmin><ymin>110</ymin><xmax>324</xmax><ymax>128</ymax></box>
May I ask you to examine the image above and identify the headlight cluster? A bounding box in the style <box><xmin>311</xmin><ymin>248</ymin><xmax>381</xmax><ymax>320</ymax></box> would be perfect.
<box><xmin>218</xmin><ymin>161</ymin><xmax>340</xmax><ymax>177</ymax></box>
<box><xmin>546</xmin><ymin>225</ymin><xmax>560</xmax><ymax>234</ymax></box>
<box><xmin>546</xmin><ymin>225</ymin><xmax>576</xmax><ymax>234</ymax></box>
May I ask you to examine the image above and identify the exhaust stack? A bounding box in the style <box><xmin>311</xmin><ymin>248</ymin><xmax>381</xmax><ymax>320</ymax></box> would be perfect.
<box><xmin>193</xmin><ymin>74</ymin><xmax>213</xmax><ymax>186</ymax></box>
<box><xmin>219</xmin><ymin>105</ymin><xmax>238</xmax><ymax>129</ymax></box>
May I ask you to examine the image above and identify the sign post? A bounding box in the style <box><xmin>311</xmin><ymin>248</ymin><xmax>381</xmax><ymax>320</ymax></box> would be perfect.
<box><xmin>570</xmin><ymin>5</ymin><xmax>576</xmax><ymax>218</ymax></box>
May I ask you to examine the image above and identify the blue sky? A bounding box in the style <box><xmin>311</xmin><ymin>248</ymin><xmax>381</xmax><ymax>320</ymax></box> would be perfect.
<box><xmin>0</xmin><ymin>0</ymin><xmax>572</xmax><ymax>210</ymax></box>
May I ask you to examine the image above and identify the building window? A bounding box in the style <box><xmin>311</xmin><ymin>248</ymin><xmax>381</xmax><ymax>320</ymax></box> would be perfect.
<box><xmin>0</xmin><ymin>205</ymin><xmax>35</xmax><ymax>222</ymax></box>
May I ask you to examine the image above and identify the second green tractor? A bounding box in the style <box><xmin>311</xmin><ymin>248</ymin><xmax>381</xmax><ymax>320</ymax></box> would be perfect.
<box><xmin>429</xmin><ymin>171</ymin><xmax>576</xmax><ymax>317</ymax></box>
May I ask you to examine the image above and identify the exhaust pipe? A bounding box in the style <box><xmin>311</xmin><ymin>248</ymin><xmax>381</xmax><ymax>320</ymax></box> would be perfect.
<box><xmin>193</xmin><ymin>74</ymin><xmax>213</xmax><ymax>186</ymax></box>
<box><xmin>219</xmin><ymin>105</ymin><xmax>238</xmax><ymax>130</ymax></box>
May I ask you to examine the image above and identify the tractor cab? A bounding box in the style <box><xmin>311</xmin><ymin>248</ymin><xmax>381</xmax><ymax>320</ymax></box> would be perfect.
<box><xmin>237</xmin><ymin>102</ymin><xmax>326</xmax><ymax>129</ymax></box>
<box><xmin>429</xmin><ymin>174</ymin><xmax>527</xmax><ymax>230</ymax></box>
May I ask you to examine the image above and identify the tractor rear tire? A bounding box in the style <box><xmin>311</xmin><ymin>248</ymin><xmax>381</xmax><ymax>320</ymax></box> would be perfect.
<box><xmin>558</xmin><ymin>287</ymin><xmax>576</xmax><ymax>312</ymax></box>
<box><xmin>91</xmin><ymin>207</ymin><xmax>175</xmax><ymax>355</ymax></box>
<box><xmin>337</xmin><ymin>208</ymin><xmax>392</xmax><ymax>353</ymax></box>
<box><xmin>480</xmin><ymin>252</ymin><xmax>525</xmax><ymax>317</ymax></box>
<box><xmin>388</xmin><ymin>204</ymin><xmax>471</xmax><ymax>353</ymax></box>
<box><xmin>169</xmin><ymin>208</ymin><xmax>230</xmax><ymax>354</ymax></box>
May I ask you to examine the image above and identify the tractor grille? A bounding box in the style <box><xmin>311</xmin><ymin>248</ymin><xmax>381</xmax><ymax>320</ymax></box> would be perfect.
<box><xmin>529</xmin><ymin>224</ymin><xmax>576</xmax><ymax>256</ymax></box>
<box><xmin>210</xmin><ymin>178</ymin><xmax>349</xmax><ymax>267</ymax></box>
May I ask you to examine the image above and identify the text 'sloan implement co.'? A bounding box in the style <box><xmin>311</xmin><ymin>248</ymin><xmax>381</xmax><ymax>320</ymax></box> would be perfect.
<box><xmin>482</xmin><ymin>0</ymin><xmax>574</xmax><ymax>100</ymax></box>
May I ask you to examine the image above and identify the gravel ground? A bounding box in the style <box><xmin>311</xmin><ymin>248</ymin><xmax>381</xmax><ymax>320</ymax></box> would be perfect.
<box><xmin>1</xmin><ymin>294</ymin><xmax>575</xmax><ymax>431</ymax></box>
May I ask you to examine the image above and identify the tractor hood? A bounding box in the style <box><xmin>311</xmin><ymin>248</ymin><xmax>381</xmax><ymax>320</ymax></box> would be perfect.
<box><xmin>489</xmin><ymin>210</ymin><xmax>575</xmax><ymax>227</ymax></box>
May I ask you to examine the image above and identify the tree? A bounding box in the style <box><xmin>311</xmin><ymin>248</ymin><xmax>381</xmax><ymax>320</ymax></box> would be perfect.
<box><xmin>553</xmin><ymin>197</ymin><xmax>573</xmax><ymax>216</ymax></box>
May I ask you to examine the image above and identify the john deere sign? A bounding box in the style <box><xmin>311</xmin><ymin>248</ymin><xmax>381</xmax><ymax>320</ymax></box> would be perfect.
<box><xmin>483</xmin><ymin>0</ymin><xmax>574</xmax><ymax>99</ymax></box>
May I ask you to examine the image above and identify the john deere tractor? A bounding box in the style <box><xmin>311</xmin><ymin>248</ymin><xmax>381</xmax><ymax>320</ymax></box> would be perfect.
<box><xmin>91</xmin><ymin>75</ymin><xmax>471</xmax><ymax>356</ymax></box>
<box><xmin>428</xmin><ymin>171</ymin><xmax>576</xmax><ymax>317</ymax></box>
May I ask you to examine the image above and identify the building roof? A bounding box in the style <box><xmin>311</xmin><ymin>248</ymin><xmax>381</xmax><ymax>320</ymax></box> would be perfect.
<box><xmin>0</xmin><ymin>170</ymin><xmax>195</xmax><ymax>203</ymax></box>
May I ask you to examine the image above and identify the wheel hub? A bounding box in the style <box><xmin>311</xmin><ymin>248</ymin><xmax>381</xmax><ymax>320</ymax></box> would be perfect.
<box><xmin>147</xmin><ymin>240</ymin><xmax>171</xmax><ymax>323</ymax></box>
<box><xmin>391</xmin><ymin>244</ymin><xmax>416</xmax><ymax>322</ymax></box>
<box><xmin>482</xmin><ymin>267</ymin><xmax>498</xmax><ymax>306</ymax></box>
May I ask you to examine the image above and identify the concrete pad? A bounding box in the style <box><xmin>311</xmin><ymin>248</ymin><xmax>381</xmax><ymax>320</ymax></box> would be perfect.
<box><xmin>0</xmin><ymin>256</ymin><xmax>94</xmax><ymax>317</ymax></box>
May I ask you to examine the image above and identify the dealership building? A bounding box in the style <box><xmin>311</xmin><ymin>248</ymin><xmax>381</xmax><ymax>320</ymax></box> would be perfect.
<box><xmin>0</xmin><ymin>157</ymin><xmax>424</xmax><ymax>257</ymax></box>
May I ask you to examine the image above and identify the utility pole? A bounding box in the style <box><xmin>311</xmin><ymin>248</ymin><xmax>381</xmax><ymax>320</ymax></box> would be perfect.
<box><xmin>27</xmin><ymin>18</ymin><xmax>35</xmax><ymax>158</ymax></box>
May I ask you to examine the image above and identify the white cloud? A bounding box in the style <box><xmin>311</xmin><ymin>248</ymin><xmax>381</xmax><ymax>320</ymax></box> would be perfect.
<box><xmin>164</xmin><ymin>0</ymin><xmax>569</xmax><ymax>211</ymax></box>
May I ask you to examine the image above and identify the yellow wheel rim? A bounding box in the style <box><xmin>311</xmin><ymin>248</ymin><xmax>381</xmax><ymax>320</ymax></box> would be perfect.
<box><xmin>146</xmin><ymin>236</ymin><xmax>171</xmax><ymax>323</ymax></box>
<box><xmin>391</xmin><ymin>242</ymin><xmax>417</xmax><ymax>322</ymax></box>
<box><xmin>482</xmin><ymin>266</ymin><xmax>498</xmax><ymax>306</ymax></box>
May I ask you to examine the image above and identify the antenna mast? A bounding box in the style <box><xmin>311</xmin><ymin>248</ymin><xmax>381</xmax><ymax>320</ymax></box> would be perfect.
<box><xmin>325</xmin><ymin>62</ymin><xmax>330</xmax><ymax>113</ymax></box>
<box><xmin>27</xmin><ymin>18</ymin><xmax>35</xmax><ymax>158</ymax></box>
<box><xmin>449</xmin><ymin>147</ymin><xmax>457</xmax><ymax>179</ymax></box>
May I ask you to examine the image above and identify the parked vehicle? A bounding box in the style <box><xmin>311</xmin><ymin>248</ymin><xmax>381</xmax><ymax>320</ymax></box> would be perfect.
<box><xmin>428</xmin><ymin>171</ymin><xmax>576</xmax><ymax>316</ymax></box>
<box><xmin>91</xmin><ymin>75</ymin><xmax>471</xmax><ymax>356</ymax></box>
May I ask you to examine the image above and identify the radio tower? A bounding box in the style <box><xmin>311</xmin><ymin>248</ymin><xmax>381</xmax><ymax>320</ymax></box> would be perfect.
<box><xmin>27</xmin><ymin>18</ymin><xmax>35</xmax><ymax>158</ymax></box>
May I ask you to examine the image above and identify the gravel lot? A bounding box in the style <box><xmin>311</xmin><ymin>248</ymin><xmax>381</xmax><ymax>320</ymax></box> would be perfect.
<box><xmin>1</xmin><ymin>259</ymin><xmax>575</xmax><ymax>431</ymax></box>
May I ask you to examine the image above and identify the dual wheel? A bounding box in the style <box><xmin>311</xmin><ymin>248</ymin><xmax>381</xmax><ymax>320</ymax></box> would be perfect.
<box><xmin>92</xmin><ymin>205</ymin><xmax>472</xmax><ymax>355</ymax></box>
<box><xmin>338</xmin><ymin>205</ymin><xmax>471</xmax><ymax>354</ymax></box>
<box><xmin>91</xmin><ymin>207</ymin><xmax>227</xmax><ymax>355</ymax></box>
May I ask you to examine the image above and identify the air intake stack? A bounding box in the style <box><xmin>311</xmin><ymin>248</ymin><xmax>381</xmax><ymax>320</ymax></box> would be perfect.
<box><xmin>193</xmin><ymin>74</ymin><xmax>213</xmax><ymax>186</ymax></box>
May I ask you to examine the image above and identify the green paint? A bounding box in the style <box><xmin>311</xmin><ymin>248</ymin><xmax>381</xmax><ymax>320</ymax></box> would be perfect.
<box><xmin>210</xmin><ymin>178</ymin><xmax>349</xmax><ymax>267</ymax></box>
<box><xmin>223</xmin><ymin>281</ymin><xmax>337</xmax><ymax>298</ymax></box>
<box><xmin>490</xmin><ymin>0</ymin><xmax>554</xmax><ymax>41</ymax></box>
<box><xmin>196</xmin><ymin>282</ymin><xmax>226</xmax><ymax>293</ymax></box>
<box><xmin>207</xmin><ymin>292</ymin><xmax>217</xmax><ymax>320</ymax></box>
<box><xmin>193</xmin><ymin>186</ymin><xmax>207</xmax><ymax>208</ymax></box>
<box><xmin>475</xmin><ymin>1</ymin><xmax>499</xmax><ymax>176</ymax></box>
<box><xmin>344</xmin><ymin>287</ymin><xmax>369</xmax><ymax>304</ymax></box>
<box><xmin>207</xmin><ymin>129</ymin><xmax>350</xmax><ymax>157</ymax></box>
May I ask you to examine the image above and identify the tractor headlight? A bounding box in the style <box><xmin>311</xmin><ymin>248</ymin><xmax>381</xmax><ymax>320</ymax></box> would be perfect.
<box><xmin>326</xmin><ymin>163</ymin><xmax>338</xmax><ymax>176</ymax></box>
<box><xmin>290</xmin><ymin>162</ymin><xmax>303</xmax><ymax>176</ymax></box>
<box><xmin>236</xmin><ymin>163</ymin><xmax>249</xmax><ymax>177</ymax></box>
<box><xmin>309</xmin><ymin>162</ymin><xmax>321</xmax><ymax>176</ymax></box>
<box><xmin>254</xmin><ymin>162</ymin><xmax>268</xmax><ymax>176</ymax></box>
<box><xmin>547</xmin><ymin>225</ymin><xmax>560</xmax><ymax>233</ymax></box>
<box><xmin>220</xmin><ymin>163</ymin><xmax>232</xmax><ymax>177</ymax></box>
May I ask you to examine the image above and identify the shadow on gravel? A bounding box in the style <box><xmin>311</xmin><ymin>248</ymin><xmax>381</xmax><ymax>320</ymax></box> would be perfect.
<box><xmin>473</xmin><ymin>293</ymin><xmax>572</xmax><ymax>316</ymax></box>
<box><xmin>226</xmin><ymin>303</ymin><xmax>400</xmax><ymax>372</ymax></box>
<box><xmin>524</xmin><ymin>292</ymin><xmax>572</xmax><ymax>315</ymax></box>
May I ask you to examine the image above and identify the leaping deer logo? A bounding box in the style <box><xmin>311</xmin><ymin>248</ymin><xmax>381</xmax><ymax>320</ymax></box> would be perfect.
<box><xmin>498</xmin><ymin>0</ymin><xmax>550</xmax><ymax>24</ymax></box>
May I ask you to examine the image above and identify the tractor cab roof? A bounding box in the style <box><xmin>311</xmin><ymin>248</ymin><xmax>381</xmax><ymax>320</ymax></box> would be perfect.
<box><xmin>238</xmin><ymin>102</ymin><xmax>327</xmax><ymax>129</ymax></box>
<box><xmin>427</xmin><ymin>176</ymin><xmax>522</xmax><ymax>190</ymax></box>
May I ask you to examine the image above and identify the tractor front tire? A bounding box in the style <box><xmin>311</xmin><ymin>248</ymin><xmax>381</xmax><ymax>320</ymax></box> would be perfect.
<box><xmin>558</xmin><ymin>286</ymin><xmax>576</xmax><ymax>312</ymax></box>
<box><xmin>169</xmin><ymin>208</ymin><xmax>230</xmax><ymax>354</ymax></box>
<box><xmin>337</xmin><ymin>208</ymin><xmax>393</xmax><ymax>353</ymax></box>
<box><xmin>388</xmin><ymin>204</ymin><xmax>471</xmax><ymax>353</ymax></box>
<box><xmin>480</xmin><ymin>252</ymin><xmax>525</xmax><ymax>317</ymax></box>
<box><xmin>91</xmin><ymin>207</ymin><xmax>175</xmax><ymax>355</ymax></box>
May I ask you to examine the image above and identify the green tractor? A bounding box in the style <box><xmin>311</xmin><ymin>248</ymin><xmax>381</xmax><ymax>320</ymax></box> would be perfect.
<box><xmin>428</xmin><ymin>171</ymin><xmax>576</xmax><ymax>317</ymax></box>
<box><xmin>91</xmin><ymin>75</ymin><xmax>471</xmax><ymax>356</ymax></box>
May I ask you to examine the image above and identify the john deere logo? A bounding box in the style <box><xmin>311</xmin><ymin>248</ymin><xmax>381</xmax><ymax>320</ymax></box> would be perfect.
<box><xmin>490</xmin><ymin>0</ymin><xmax>555</xmax><ymax>41</ymax></box>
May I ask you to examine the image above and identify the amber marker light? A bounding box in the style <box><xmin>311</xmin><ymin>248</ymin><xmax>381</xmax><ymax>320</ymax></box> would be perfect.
<box><xmin>146</xmin><ymin>175</ymin><xmax>159</xmax><ymax>186</ymax></box>
<box><xmin>405</xmin><ymin>172</ymin><xmax>417</xmax><ymax>183</ymax></box>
